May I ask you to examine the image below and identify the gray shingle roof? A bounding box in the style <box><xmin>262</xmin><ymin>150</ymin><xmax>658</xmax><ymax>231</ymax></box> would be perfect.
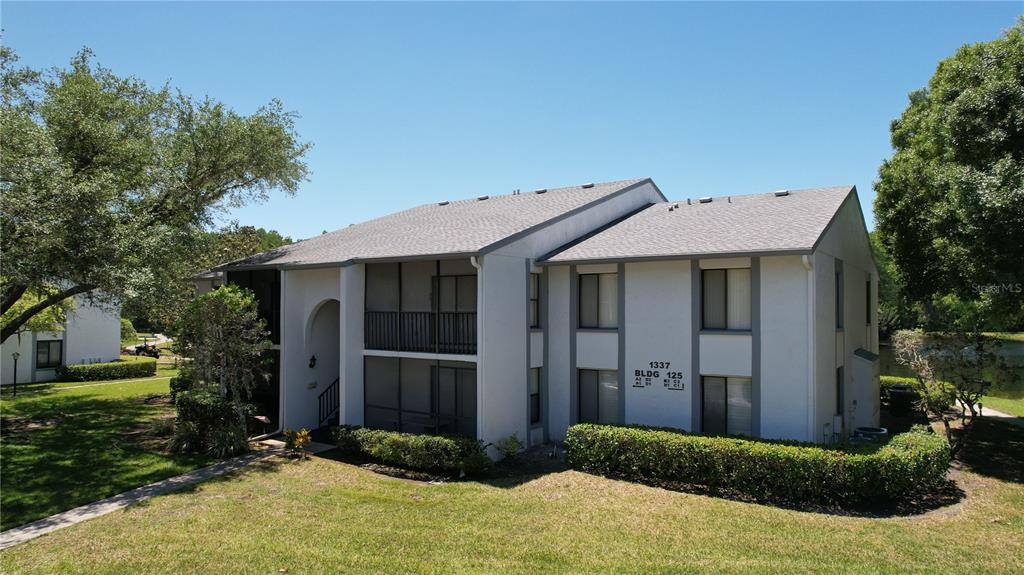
<box><xmin>542</xmin><ymin>186</ymin><xmax>855</xmax><ymax>263</ymax></box>
<box><xmin>219</xmin><ymin>179</ymin><xmax>651</xmax><ymax>269</ymax></box>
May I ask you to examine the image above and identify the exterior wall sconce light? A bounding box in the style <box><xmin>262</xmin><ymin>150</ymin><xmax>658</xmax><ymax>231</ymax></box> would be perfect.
<box><xmin>308</xmin><ymin>355</ymin><xmax>317</xmax><ymax>369</ymax></box>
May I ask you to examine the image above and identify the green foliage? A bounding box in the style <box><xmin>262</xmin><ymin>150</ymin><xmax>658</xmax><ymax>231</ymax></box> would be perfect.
<box><xmin>0</xmin><ymin>287</ymin><xmax>74</xmax><ymax>338</ymax></box>
<box><xmin>332</xmin><ymin>426</ymin><xmax>491</xmax><ymax>476</ymax></box>
<box><xmin>173</xmin><ymin>285</ymin><xmax>269</xmax><ymax>449</ymax></box>
<box><xmin>564</xmin><ymin>424</ymin><xmax>950</xmax><ymax>506</ymax></box>
<box><xmin>874</xmin><ymin>20</ymin><xmax>1024</xmax><ymax>329</ymax></box>
<box><xmin>284</xmin><ymin>428</ymin><xmax>312</xmax><ymax>458</ymax></box>
<box><xmin>880</xmin><ymin>375</ymin><xmax>920</xmax><ymax>404</ymax></box>
<box><xmin>494</xmin><ymin>434</ymin><xmax>524</xmax><ymax>460</ymax></box>
<box><xmin>120</xmin><ymin>317</ymin><xmax>137</xmax><ymax>344</ymax></box>
<box><xmin>168</xmin><ymin>365</ymin><xmax>194</xmax><ymax>402</ymax></box>
<box><xmin>0</xmin><ymin>46</ymin><xmax>309</xmax><ymax>342</ymax></box>
<box><xmin>57</xmin><ymin>357</ymin><xmax>156</xmax><ymax>382</ymax></box>
<box><xmin>171</xmin><ymin>390</ymin><xmax>253</xmax><ymax>458</ymax></box>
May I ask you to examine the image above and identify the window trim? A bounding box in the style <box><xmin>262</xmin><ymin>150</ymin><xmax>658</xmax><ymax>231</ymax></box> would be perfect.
<box><xmin>36</xmin><ymin>340</ymin><xmax>63</xmax><ymax>370</ymax></box>
<box><xmin>865</xmin><ymin>277</ymin><xmax>871</xmax><ymax>325</ymax></box>
<box><xmin>529</xmin><ymin>273</ymin><xmax>541</xmax><ymax>329</ymax></box>
<box><xmin>577</xmin><ymin>272</ymin><xmax>618</xmax><ymax>330</ymax></box>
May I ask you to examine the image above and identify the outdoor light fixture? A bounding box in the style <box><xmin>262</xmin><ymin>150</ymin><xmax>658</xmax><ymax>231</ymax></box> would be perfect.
<box><xmin>308</xmin><ymin>355</ymin><xmax>317</xmax><ymax>369</ymax></box>
<box><xmin>11</xmin><ymin>351</ymin><xmax>20</xmax><ymax>397</ymax></box>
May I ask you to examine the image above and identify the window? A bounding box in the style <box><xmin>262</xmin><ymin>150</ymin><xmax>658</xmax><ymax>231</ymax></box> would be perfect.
<box><xmin>835</xmin><ymin>259</ymin><xmax>844</xmax><ymax>329</ymax></box>
<box><xmin>578</xmin><ymin>369</ymin><xmax>619</xmax><ymax>424</ymax></box>
<box><xmin>579</xmin><ymin>273</ymin><xmax>618</xmax><ymax>329</ymax></box>
<box><xmin>701</xmin><ymin>376</ymin><xmax>752</xmax><ymax>436</ymax></box>
<box><xmin>364</xmin><ymin>357</ymin><xmax>476</xmax><ymax>437</ymax></box>
<box><xmin>866</xmin><ymin>277</ymin><xmax>872</xmax><ymax>325</ymax></box>
<box><xmin>529</xmin><ymin>367</ymin><xmax>541</xmax><ymax>425</ymax></box>
<box><xmin>835</xmin><ymin>366</ymin><xmax>845</xmax><ymax>416</ymax></box>
<box><xmin>36</xmin><ymin>340</ymin><xmax>62</xmax><ymax>369</ymax></box>
<box><xmin>529</xmin><ymin>273</ymin><xmax>540</xmax><ymax>328</ymax></box>
<box><xmin>701</xmin><ymin>268</ymin><xmax>751</xmax><ymax>330</ymax></box>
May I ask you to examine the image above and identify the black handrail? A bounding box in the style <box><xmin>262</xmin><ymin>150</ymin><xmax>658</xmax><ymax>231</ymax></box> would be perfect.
<box><xmin>318</xmin><ymin>377</ymin><xmax>340</xmax><ymax>427</ymax></box>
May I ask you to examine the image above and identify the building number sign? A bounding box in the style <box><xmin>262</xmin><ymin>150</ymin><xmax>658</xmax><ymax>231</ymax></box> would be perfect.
<box><xmin>633</xmin><ymin>361</ymin><xmax>685</xmax><ymax>391</ymax></box>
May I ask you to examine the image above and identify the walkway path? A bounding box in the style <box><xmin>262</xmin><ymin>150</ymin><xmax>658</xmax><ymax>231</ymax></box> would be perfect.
<box><xmin>980</xmin><ymin>406</ymin><xmax>1024</xmax><ymax>429</ymax></box>
<box><xmin>0</xmin><ymin>439</ymin><xmax>334</xmax><ymax>550</ymax></box>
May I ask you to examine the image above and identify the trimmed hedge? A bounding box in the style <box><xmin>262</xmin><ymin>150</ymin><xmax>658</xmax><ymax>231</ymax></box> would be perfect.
<box><xmin>57</xmin><ymin>357</ymin><xmax>157</xmax><ymax>382</ymax></box>
<box><xmin>880</xmin><ymin>375</ymin><xmax>918</xmax><ymax>402</ymax></box>
<box><xmin>564</xmin><ymin>424</ymin><xmax>949</xmax><ymax>505</ymax></box>
<box><xmin>333</xmin><ymin>426</ymin><xmax>490</xmax><ymax>476</ymax></box>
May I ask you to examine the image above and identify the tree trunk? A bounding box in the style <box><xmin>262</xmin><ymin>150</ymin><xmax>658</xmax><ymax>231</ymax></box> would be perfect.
<box><xmin>0</xmin><ymin>285</ymin><xmax>94</xmax><ymax>343</ymax></box>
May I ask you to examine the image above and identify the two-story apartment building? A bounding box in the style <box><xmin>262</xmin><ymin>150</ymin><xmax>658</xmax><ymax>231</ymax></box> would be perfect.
<box><xmin>218</xmin><ymin>178</ymin><xmax>879</xmax><ymax>449</ymax></box>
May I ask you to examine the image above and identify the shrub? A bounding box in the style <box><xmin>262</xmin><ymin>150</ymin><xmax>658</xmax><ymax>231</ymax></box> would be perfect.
<box><xmin>171</xmin><ymin>390</ymin><xmax>253</xmax><ymax>457</ymax></box>
<box><xmin>564</xmin><ymin>424</ymin><xmax>949</xmax><ymax>506</ymax></box>
<box><xmin>120</xmin><ymin>318</ymin><xmax>138</xmax><ymax>344</ymax></box>
<box><xmin>57</xmin><ymin>357</ymin><xmax>157</xmax><ymax>382</ymax></box>
<box><xmin>332</xmin><ymin>426</ymin><xmax>490</xmax><ymax>476</ymax></box>
<box><xmin>495</xmin><ymin>434</ymin><xmax>524</xmax><ymax>460</ymax></box>
<box><xmin>880</xmin><ymin>375</ymin><xmax>918</xmax><ymax>403</ymax></box>
<box><xmin>284</xmin><ymin>428</ymin><xmax>312</xmax><ymax>458</ymax></box>
<box><xmin>168</xmin><ymin>366</ymin><xmax>195</xmax><ymax>401</ymax></box>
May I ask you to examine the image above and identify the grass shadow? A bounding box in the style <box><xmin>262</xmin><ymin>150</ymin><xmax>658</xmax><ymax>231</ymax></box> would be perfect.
<box><xmin>954</xmin><ymin>418</ymin><xmax>1024</xmax><ymax>484</ymax></box>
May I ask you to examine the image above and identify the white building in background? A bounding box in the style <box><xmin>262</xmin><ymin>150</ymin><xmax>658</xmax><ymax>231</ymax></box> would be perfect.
<box><xmin>216</xmin><ymin>178</ymin><xmax>879</xmax><ymax>448</ymax></box>
<box><xmin>1</xmin><ymin>293</ymin><xmax>122</xmax><ymax>385</ymax></box>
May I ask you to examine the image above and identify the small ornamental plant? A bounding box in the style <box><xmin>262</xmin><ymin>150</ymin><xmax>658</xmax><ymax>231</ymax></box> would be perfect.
<box><xmin>284</xmin><ymin>428</ymin><xmax>312</xmax><ymax>459</ymax></box>
<box><xmin>495</xmin><ymin>434</ymin><xmax>524</xmax><ymax>461</ymax></box>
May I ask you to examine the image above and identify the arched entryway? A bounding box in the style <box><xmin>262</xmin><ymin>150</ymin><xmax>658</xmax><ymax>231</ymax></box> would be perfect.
<box><xmin>293</xmin><ymin>298</ymin><xmax>340</xmax><ymax>430</ymax></box>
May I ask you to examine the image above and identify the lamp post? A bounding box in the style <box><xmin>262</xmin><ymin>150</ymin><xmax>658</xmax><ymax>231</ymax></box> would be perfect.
<box><xmin>11</xmin><ymin>351</ymin><xmax>20</xmax><ymax>397</ymax></box>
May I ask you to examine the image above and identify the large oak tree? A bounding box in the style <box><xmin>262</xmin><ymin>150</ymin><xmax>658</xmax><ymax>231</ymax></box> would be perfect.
<box><xmin>874</xmin><ymin>19</ymin><xmax>1024</xmax><ymax>328</ymax></box>
<box><xmin>0</xmin><ymin>48</ymin><xmax>310</xmax><ymax>342</ymax></box>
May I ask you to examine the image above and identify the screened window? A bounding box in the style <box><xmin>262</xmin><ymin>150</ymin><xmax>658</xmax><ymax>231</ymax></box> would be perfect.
<box><xmin>529</xmin><ymin>273</ymin><xmax>540</xmax><ymax>328</ymax></box>
<box><xmin>437</xmin><ymin>275</ymin><xmax>477</xmax><ymax>312</ymax></box>
<box><xmin>702</xmin><ymin>268</ymin><xmax>751</xmax><ymax>330</ymax></box>
<box><xmin>36</xmin><ymin>340</ymin><xmax>62</xmax><ymax>369</ymax></box>
<box><xmin>701</xmin><ymin>376</ymin><xmax>752</xmax><ymax>436</ymax></box>
<box><xmin>578</xmin><ymin>369</ymin><xmax>619</xmax><ymax>424</ymax></box>
<box><xmin>579</xmin><ymin>273</ymin><xmax>618</xmax><ymax>329</ymax></box>
<box><xmin>364</xmin><ymin>357</ymin><xmax>476</xmax><ymax>437</ymax></box>
<box><xmin>529</xmin><ymin>367</ymin><xmax>541</xmax><ymax>425</ymax></box>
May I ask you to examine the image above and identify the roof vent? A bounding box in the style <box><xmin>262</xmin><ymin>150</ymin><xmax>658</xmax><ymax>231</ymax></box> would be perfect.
<box><xmin>534</xmin><ymin>188</ymin><xmax>547</xmax><ymax>194</ymax></box>
<box><xmin>774</xmin><ymin>190</ymin><xmax>790</xmax><ymax>197</ymax></box>
<box><xmin>477</xmin><ymin>195</ymin><xmax>489</xmax><ymax>201</ymax></box>
<box><xmin>698</xmin><ymin>197</ymin><xmax>713</xmax><ymax>204</ymax></box>
<box><xmin>581</xmin><ymin>182</ymin><xmax>594</xmax><ymax>189</ymax></box>
<box><xmin>668</xmin><ymin>206</ymin><xmax>674</xmax><ymax>212</ymax></box>
<box><xmin>438</xmin><ymin>200</ymin><xmax>449</xmax><ymax>206</ymax></box>
<box><xmin>674</xmin><ymin>203</ymin><xmax>680</xmax><ymax>209</ymax></box>
<box><xmin>687</xmin><ymin>198</ymin><xmax>692</xmax><ymax>205</ymax></box>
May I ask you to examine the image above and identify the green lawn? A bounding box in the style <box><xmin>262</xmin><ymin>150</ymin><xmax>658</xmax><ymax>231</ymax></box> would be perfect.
<box><xmin>2</xmin><ymin>421</ymin><xmax>1023</xmax><ymax>574</ymax></box>
<box><xmin>983</xmin><ymin>395</ymin><xmax>1024</xmax><ymax>417</ymax></box>
<box><xmin>0</xmin><ymin>373</ymin><xmax>210</xmax><ymax>531</ymax></box>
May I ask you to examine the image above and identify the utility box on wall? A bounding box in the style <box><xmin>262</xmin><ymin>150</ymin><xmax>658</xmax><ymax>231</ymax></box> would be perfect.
<box><xmin>852</xmin><ymin>348</ymin><xmax>880</xmax><ymax>429</ymax></box>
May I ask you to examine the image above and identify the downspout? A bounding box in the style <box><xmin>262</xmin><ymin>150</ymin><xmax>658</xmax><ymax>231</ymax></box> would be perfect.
<box><xmin>801</xmin><ymin>255</ymin><xmax>816</xmax><ymax>442</ymax></box>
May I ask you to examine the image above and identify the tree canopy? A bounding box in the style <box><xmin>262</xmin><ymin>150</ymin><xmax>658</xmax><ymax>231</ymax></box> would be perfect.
<box><xmin>0</xmin><ymin>47</ymin><xmax>309</xmax><ymax>342</ymax></box>
<box><xmin>874</xmin><ymin>19</ymin><xmax>1024</xmax><ymax>329</ymax></box>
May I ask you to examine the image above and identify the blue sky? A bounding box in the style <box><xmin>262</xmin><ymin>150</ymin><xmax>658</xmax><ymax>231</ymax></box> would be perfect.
<box><xmin>5</xmin><ymin>2</ymin><xmax>1020</xmax><ymax>239</ymax></box>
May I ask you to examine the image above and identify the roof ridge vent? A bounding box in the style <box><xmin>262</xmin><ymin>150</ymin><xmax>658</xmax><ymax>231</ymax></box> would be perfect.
<box><xmin>774</xmin><ymin>190</ymin><xmax>790</xmax><ymax>197</ymax></box>
<box><xmin>534</xmin><ymin>188</ymin><xmax>547</xmax><ymax>194</ymax></box>
<box><xmin>438</xmin><ymin>200</ymin><xmax>450</xmax><ymax>206</ymax></box>
<box><xmin>477</xmin><ymin>195</ymin><xmax>489</xmax><ymax>201</ymax></box>
<box><xmin>687</xmin><ymin>198</ymin><xmax>692</xmax><ymax>205</ymax></box>
<box><xmin>581</xmin><ymin>182</ymin><xmax>594</xmax><ymax>189</ymax></box>
<box><xmin>698</xmin><ymin>197</ymin><xmax>712</xmax><ymax>204</ymax></box>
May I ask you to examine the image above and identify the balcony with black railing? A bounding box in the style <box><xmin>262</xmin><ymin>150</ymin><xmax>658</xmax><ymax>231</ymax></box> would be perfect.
<box><xmin>365</xmin><ymin>311</ymin><xmax>477</xmax><ymax>355</ymax></box>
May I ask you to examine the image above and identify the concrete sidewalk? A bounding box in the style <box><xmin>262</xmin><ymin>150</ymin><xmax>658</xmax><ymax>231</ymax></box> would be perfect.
<box><xmin>981</xmin><ymin>406</ymin><xmax>1024</xmax><ymax>429</ymax></box>
<box><xmin>0</xmin><ymin>446</ymin><xmax>283</xmax><ymax>550</ymax></box>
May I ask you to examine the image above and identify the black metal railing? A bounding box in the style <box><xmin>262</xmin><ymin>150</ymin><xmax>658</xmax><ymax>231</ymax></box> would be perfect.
<box><xmin>318</xmin><ymin>377</ymin><xmax>340</xmax><ymax>427</ymax></box>
<box><xmin>365</xmin><ymin>311</ymin><xmax>476</xmax><ymax>355</ymax></box>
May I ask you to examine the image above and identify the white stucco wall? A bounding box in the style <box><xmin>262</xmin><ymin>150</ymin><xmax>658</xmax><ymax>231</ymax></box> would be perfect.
<box><xmin>477</xmin><ymin>253</ymin><xmax>529</xmax><ymax>450</ymax></box>
<box><xmin>339</xmin><ymin>264</ymin><xmax>365</xmax><ymax>425</ymax></box>
<box><xmin>759</xmin><ymin>255</ymin><xmax>813</xmax><ymax>441</ymax></box>
<box><xmin>623</xmin><ymin>260</ymin><xmax>692</xmax><ymax>429</ymax></box>
<box><xmin>64</xmin><ymin>295</ymin><xmax>121</xmax><ymax>366</ymax></box>
<box><xmin>280</xmin><ymin>267</ymin><xmax>342</xmax><ymax>430</ymax></box>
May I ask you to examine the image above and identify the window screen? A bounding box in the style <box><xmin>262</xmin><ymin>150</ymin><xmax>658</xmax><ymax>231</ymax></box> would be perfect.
<box><xmin>35</xmin><ymin>340</ymin><xmax>62</xmax><ymax>369</ymax></box>
<box><xmin>529</xmin><ymin>273</ymin><xmax>540</xmax><ymax>328</ymax></box>
<box><xmin>835</xmin><ymin>259</ymin><xmax>844</xmax><ymax>329</ymax></box>
<box><xmin>703</xmin><ymin>268</ymin><xmax>751</xmax><ymax>330</ymax></box>
<box><xmin>529</xmin><ymin>367</ymin><xmax>541</xmax><ymax>424</ymax></box>
<box><xmin>702</xmin><ymin>270</ymin><xmax>727</xmax><ymax>329</ymax></box>
<box><xmin>702</xmin><ymin>376</ymin><xmax>752</xmax><ymax>436</ymax></box>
